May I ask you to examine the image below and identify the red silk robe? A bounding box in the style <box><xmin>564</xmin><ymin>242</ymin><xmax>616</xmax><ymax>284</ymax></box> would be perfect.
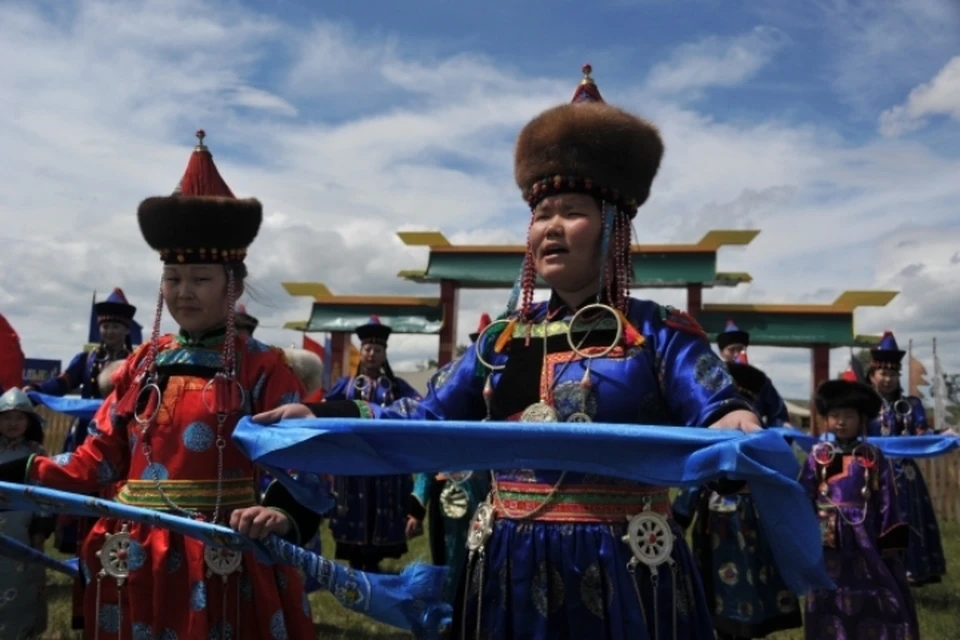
<box><xmin>29</xmin><ymin>332</ymin><xmax>315</xmax><ymax>640</ymax></box>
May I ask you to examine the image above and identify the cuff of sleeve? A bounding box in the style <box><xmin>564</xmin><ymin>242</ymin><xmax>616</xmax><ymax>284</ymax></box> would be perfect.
<box><xmin>703</xmin><ymin>400</ymin><xmax>756</xmax><ymax>426</ymax></box>
<box><xmin>266</xmin><ymin>507</ymin><xmax>301</xmax><ymax>545</ymax></box>
<box><xmin>879</xmin><ymin>523</ymin><xmax>909</xmax><ymax>552</ymax></box>
<box><xmin>408</xmin><ymin>494</ymin><xmax>427</xmax><ymax>521</ymax></box>
<box><xmin>707</xmin><ymin>478</ymin><xmax>747</xmax><ymax>495</ymax></box>
<box><xmin>262</xmin><ymin>480</ymin><xmax>322</xmax><ymax>546</ymax></box>
<box><xmin>305</xmin><ymin>400</ymin><xmax>363</xmax><ymax>419</ymax></box>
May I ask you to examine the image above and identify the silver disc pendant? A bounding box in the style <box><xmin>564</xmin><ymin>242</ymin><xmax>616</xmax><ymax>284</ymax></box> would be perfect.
<box><xmin>97</xmin><ymin>524</ymin><xmax>133</xmax><ymax>581</ymax></box>
<box><xmin>622</xmin><ymin>511</ymin><xmax>674</xmax><ymax>568</ymax></box>
<box><xmin>440</xmin><ymin>484</ymin><xmax>470</xmax><ymax>520</ymax></box>
<box><xmin>567</xmin><ymin>412</ymin><xmax>592</xmax><ymax>423</ymax></box>
<box><xmin>520</xmin><ymin>402</ymin><xmax>559</xmax><ymax>423</ymax></box>
<box><xmin>466</xmin><ymin>502</ymin><xmax>495</xmax><ymax>552</ymax></box>
<box><xmin>204</xmin><ymin>546</ymin><xmax>243</xmax><ymax>577</ymax></box>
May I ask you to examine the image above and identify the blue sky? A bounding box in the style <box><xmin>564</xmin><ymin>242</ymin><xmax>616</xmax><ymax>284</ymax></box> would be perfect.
<box><xmin>1</xmin><ymin>0</ymin><xmax>959</xmax><ymax>400</ymax></box>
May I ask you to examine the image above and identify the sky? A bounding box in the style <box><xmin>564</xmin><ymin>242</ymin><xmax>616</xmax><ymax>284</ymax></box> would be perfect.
<box><xmin>1</xmin><ymin>0</ymin><xmax>958</xmax><ymax>401</ymax></box>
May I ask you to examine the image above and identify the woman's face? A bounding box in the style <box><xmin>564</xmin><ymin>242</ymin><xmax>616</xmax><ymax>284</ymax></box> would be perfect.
<box><xmin>99</xmin><ymin>321</ymin><xmax>129</xmax><ymax>350</ymax></box>
<box><xmin>528</xmin><ymin>193</ymin><xmax>604</xmax><ymax>296</ymax></box>
<box><xmin>825</xmin><ymin>407</ymin><xmax>863</xmax><ymax>441</ymax></box>
<box><xmin>0</xmin><ymin>411</ymin><xmax>28</xmax><ymax>440</ymax></box>
<box><xmin>870</xmin><ymin>368</ymin><xmax>899</xmax><ymax>395</ymax></box>
<box><xmin>162</xmin><ymin>264</ymin><xmax>239</xmax><ymax>334</ymax></box>
<box><xmin>360</xmin><ymin>343</ymin><xmax>386</xmax><ymax>372</ymax></box>
<box><xmin>720</xmin><ymin>344</ymin><xmax>746</xmax><ymax>363</ymax></box>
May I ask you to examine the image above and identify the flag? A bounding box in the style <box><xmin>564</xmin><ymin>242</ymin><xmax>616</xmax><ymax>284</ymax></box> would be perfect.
<box><xmin>0</xmin><ymin>312</ymin><xmax>25</xmax><ymax>391</ymax></box>
<box><xmin>847</xmin><ymin>348</ymin><xmax>866</xmax><ymax>383</ymax></box>
<box><xmin>933</xmin><ymin>338</ymin><xmax>947</xmax><ymax>432</ymax></box>
<box><xmin>909</xmin><ymin>355</ymin><xmax>928</xmax><ymax>398</ymax></box>
<box><xmin>302</xmin><ymin>335</ymin><xmax>325</xmax><ymax>360</ymax></box>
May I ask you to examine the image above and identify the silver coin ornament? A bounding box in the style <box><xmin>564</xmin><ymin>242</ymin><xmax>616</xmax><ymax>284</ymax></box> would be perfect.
<box><xmin>204</xmin><ymin>546</ymin><xmax>243</xmax><ymax>577</ymax></box>
<box><xmin>466</xmin><ymin>502</ymin><xmax>495</xmax><ymax>552</ymax></box>
<box><xmin>520</xmin><ymin>402</ymin><xmax>559</xmax><ymax>423</ymax></box>
<box><xmin>623</xmin><ymin>512</ymin><xmax>674</xmax><ymax>568</ymax></box>
<box><xmin>440</xmin><ymin>483</ymin><xmax>471</xmax><ymax>520</ymax></box>
<box><xmin>566</xmin><ymin>412</ymin><xmax>592</xmax><ymax>423</ymax></box>
<box><xmin>97</xmin><ymin>525</ymin><xmax>133</xmax><ymax>581</ymax></box>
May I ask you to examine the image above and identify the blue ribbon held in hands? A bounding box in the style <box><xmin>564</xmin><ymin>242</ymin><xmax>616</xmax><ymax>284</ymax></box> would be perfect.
<box><xmin>232</xmin><ymin>416</ymin><xmax>835</xmax><ymax>594</ymax></box>
<box><xmin>0</xmin><ymin>481</ymin><xmax>451</xmax><ymax>639</ymax></box>
<box><xmin>27</xmin><ymin>391</ymin><xmax>103</xmax><ymax>420</ymax></box>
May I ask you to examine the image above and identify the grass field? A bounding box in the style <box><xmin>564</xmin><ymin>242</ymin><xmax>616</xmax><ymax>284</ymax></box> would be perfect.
<box><xmin>35</xmin><ymin>518</ymin><xmax>960</xmax><ymax>639</ymax></box>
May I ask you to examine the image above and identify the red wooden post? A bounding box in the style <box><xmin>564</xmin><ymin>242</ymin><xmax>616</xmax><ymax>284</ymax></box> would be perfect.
<box><xmin>686</xmin><ymin>283</ymin><xmax>703</xmax><ymax>319</ymax></box>
<box><xmin>810</xmin><ymin>344</ymin><xmax>831</xmax><ymax>435</ymax></box>
<box><xmin>438</xmin><ymin>279</ymin><xmax>460</xmax><ymax>366</ymax></box>
<box><xmin>330</xmin><ymin>331</ymin><xmax>349</xmax><ymax>382</ymax></box>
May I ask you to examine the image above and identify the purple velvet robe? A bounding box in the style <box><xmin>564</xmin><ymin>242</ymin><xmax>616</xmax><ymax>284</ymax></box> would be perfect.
<box><xmin>799</xmin><ymin>443</ymin><xmax>919</xmax><ymax>640</ymax></box>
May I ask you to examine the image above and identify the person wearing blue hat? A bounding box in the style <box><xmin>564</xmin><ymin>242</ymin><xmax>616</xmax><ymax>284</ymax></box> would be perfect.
<box><xmin>716</xmin><ymin>319</ymin><xmax>791</xmax><ymax>426</ymax></box>
<box><xmin>0</xmin><ymin>387</ymin><xmax>54</xmax><ymax>637</ymax></box>
<box><xmin>867</xmin><ymin>330</ymin><xmax>945</xmax><ymax>585</ymax></box>
<box><xmin>324</xmin><ymin>316</ymin><xmax>422</xmax><ymax>572</ymax></box>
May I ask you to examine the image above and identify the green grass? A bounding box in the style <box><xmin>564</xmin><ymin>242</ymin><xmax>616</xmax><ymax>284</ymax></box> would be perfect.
<box><xmin>38</xmin><ymin>520</ymin><xmax>960</xmax><ymax>638</ymax></box>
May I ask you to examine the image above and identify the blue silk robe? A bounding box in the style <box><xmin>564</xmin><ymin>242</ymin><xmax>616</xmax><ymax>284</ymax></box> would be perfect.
<box><xmin>755</xmin><ymin>378</ymin><xmax>790</xmax><ymax>427</ymax></box>
<box><xmin>326</xmin><ymin>373</ymin><xmax>421</xmax><ymax>567</ymax></box>
<box><xmin>365</xmin><ymin>298</ymin><xmax>754</xmax><ymax>640</ymax></box>
<box><xmin>868</xmin><ymin>394</ymin><xmax>945</xmax><ymax>585</ymax></box>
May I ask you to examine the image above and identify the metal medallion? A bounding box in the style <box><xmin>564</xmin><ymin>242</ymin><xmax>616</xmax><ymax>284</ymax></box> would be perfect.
<box><xmin>520</xmin><ymin>402</ymin><xmax>559</xmax><ymax>423</ymax></box>
<box><xmin>440</xmin><ymin>483</ymin><xmax>470</xmax><ymax>520</ymax></box>
<box><xmin>466</xmin><ymin>502</ymin><xmax>495</xmax><ymax>552</ymax></box>
<box><xmin>204</xmin><ymin>546</ymin><xmax>243</xmax><ymax>577</ymax></box>
<box><xmin>97</xmin><ymin>525</ymin><xmax>133</xmax><ymax>580</ymax></box>
<box><xmin>566</xmin><ymin>412</ymin><xmax>592</xmax><ymax>423</ymax></box>
<box><xmin>622</xmin><ymin>512</ymin><xmax>674</xmax><ymax>568</ymax></box>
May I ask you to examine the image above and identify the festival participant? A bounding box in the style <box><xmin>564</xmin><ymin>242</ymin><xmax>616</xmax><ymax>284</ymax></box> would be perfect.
<box><xmin>716</xmin><ymin>320</ymin><xmax>791</xmax><ymax>426</ymax></box>
<box><xmin>407</xmin><ymin>313</ymin><xmax>494</xmax><ymax>601</ymax></box>
<box><xmin>234</xmin><ymin>303</ymin><xmax>259</xmax><ymax>339</ymax></box>
<box><xmin>800</xmin><ymin>376</ymin><xmax>918</xmax><ymax>639</ymax></box>
<box><xmin>256</xmin><ymin>65</ymin><xmax>762</xmax><ymax>639</ymax></box>
<box><xmin>0</xmin><ymin>131</ymin><xmax>319</xmax><ymax>639</ymax></box>
<box><xmin>325</xmin><ymin>316</ymin><xmax>421</xmax><ymax>571</ymax></box>
<box><xmin>0</xmin><ymin>388</ymin><xmax>54</xmax><ymax>638</ymax></box>
<box><xmin>867</xmin><ymin>330</ymin><xmax>946</xmax><ymax>585</ymax></box>
<box><xmin>674</xmin><ymin>360</ymin><xmax>802</xmax><ymax>639</ymax></box>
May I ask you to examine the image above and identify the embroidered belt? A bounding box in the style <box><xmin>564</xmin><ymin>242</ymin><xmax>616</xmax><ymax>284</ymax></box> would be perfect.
<box><xmin>493</xmin><ymin>481</ymin><xmax>671</xmax><ymax>523</ymax></box>
<box><xmin>116</xmin><ymin>478</ymin><xmax>257</xmax><ymax>510</ymax></box>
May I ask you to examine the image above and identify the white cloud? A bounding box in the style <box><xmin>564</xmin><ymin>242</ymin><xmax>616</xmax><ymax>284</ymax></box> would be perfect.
<box><xmin>645</xmin><ymin>26</ymin><xmax>789</xmax><ymax>96</ymax></box>
<box><xmin>879</xmin><ymin>56</ymin><xmax>960</xmax><ymax>136</ymax></box>
<box><xmin>1</xmin><ymin>0</ymin><xmax>958</xmax><ymax>403</ymax></box>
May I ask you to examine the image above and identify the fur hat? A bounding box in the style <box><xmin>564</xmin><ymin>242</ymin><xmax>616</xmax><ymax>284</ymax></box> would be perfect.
<box><xmin>282</xmin><ymin>348</ymin><xmax>325</xmax><ymax>394</ymax></box>
<box><xmin>137</xmin><ymin>130</ymin><xmax>262</xmax><ymax>264</ymax></box>
<box><xmin>815</xmin><ymin>379</ymin><xmax>883</xmax><ymax>418</ymax></box>
<box><xmin>514</xmin><ymin>86</ymin><xmax>663</xmax><ymax>218</ymax></box>
<box><xmin>726</xmin><ymin>362</ymin><xmax>769</xmax><ymax>403</ymax></box>
<box><xmin>355</xmin><ymin>316</ymin><xmax>392</xmax><ymax>346</ymax></box>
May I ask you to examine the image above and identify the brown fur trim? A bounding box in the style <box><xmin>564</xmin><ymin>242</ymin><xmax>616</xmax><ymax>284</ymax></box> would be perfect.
<box><xmin>283</xmin><ymin>348</ymin><xmax>325</xmax><ymax>394</ymax></box>
<box><xmin>514</xmin><ymin>102</ymin><xmax>663</xmax><ymax>213</ymax></box>
<box><xmin>97</xmin><ymin>360</ymin><xmax>126</xmax><ymax>397</ymax></box>
<box><xmin>137</xmin><ymin>196</ymin><xmax>262</xmax><ymax>259</ymax></box>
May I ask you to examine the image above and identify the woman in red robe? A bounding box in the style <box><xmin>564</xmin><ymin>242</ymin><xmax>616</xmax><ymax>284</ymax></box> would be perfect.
<box><xmin>0</xmin><ymin>131</ymin><xmax>317</xmax><ymax>639</ymax></box>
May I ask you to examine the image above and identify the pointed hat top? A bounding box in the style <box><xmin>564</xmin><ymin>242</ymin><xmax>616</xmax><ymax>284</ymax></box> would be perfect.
<box><xmin>571</xmin><ymin>63</ymin><xmax>604</xmax><ymax>103</ymax></box>
<box><xmin>870</xmin><ymin>329</ymin><xmax>905</xmax><ymax>369</ymax></box>
<box><xmin>174</xmin><ymin>130</ymin><xmax>235</xmax><ymax>198</ymax></box>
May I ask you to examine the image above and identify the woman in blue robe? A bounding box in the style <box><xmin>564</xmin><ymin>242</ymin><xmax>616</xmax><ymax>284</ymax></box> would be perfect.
<box><xmin>258</xmin><ymin>65</ymin><xmax>763</xmax><ymax>640</ymax></box>
<box><xmin>674</xmin><ymin>362</ymin><xmax>802</xmax><ymax>639</ymax></box>
<box><xmin>866</xmin><ymin>330</ymin><xmax>946</xmax><ymax>585</ymax></box>
<box><xmin>714</xmin><ymin>321</ymin><xmax>790</xmax><ymax>426</ymax></box>
<box><xmin>325</xmin><ymin>316</ymin><xmax>422</xmax><ymax>571</ymax></box>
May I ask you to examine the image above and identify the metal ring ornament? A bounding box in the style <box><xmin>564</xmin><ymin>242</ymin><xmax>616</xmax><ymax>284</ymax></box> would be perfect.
<box><xmin>204</xmin><ymin>546</ymin><xmax>243</xmax><ymax>577</ymax></box>
<box><xmin>624</xmin><ymin>511</ymin><xmax>674</xmax><ymax>568</ymax></box>
<box><xmin>353</xmin><ymin>375</ymin><xmax>373</xmax><ymax>395</ymax></box>
<box><xmin>133</xmin><ymin>383</ymin><xmax>163</xmax><ymax>426</ymax></box>
<box><xmin>200</xmin><ymin>377</ymin><xmax>246</xmax><ymax>415</ymax></box>
<box><xmin>893</xmin><ymin>399</ymin><xmax>912</xmax><ymax>419</ymax></box>
<box><xmin>442</xmin><ymin>471</ymin><xmax>474</xmax><ymax>484</ymax></box>
<box><xmin>567</xmin><ymin>303</ymin><xmax>623</xmax><ymax>359</ymax></box>
<box><xmin>812</xmin><ymin>441</ymin><xmax>837</xmax><ymax>466</ymax></box>
<box><xmin>474</xmin><ymin>319</ymin><xmax>513</xmax><ymax>372</ymax></box>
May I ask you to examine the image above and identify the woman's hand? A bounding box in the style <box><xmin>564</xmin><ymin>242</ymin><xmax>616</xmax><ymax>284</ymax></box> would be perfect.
<box><xmin>405</xmin><ymin>516</ymin><xmax>424</xmax><ymax>539</ymax></box>
<box><xmin>229</xmin><ymin>506</ymin><xmax>291</xmax><ymax>539</ymax></box>
<box><xmin>252</xmin><ymin>404</ymin><xmax>315</xmax><ymax>425</ymax></box>
<box><xmin>708</xmin><ymin>409</ymin><xmax>763</xmax><ymax>434</ymax></box>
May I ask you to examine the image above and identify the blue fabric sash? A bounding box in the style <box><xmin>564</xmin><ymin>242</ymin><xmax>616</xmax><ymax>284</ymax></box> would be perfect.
<box><xmin>28</xmin><ymin>391</ymin><xmax>103</xmax><ymax>420</ymax></box>
<box><xmin>0</xmin><ymin>533</ymin><xmax>79</xmax><ymax>577</ymax></box>
<box><xmin>769</xmin><ymin>427</ymin><xmax>960</xmax><ymax>458</ymax></box>
<box><xmin>0</xmin><ymin>481</ymin><xmax>450</xmax><ymax>638</ymax></box>
<box><xmin>233</xmin><ymin>417</ymin><xmax>834</xmax><ymax>594</ymax></box>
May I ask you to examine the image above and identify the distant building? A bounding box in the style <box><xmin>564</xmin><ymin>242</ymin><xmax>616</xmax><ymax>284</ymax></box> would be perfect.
<box><xmin>785</xmin><ymin>399</ymin><xmax>812</xmax><ymax>430</ymax></box>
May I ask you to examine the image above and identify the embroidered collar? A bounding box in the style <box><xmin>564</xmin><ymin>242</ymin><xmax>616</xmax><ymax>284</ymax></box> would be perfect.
<box><xmin>175</xmin><ymin>325</ymin><xmax>228</xmax><ymax>348</ymax></box>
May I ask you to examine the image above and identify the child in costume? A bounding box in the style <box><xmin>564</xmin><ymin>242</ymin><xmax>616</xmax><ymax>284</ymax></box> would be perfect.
<box><xmin>800</xmin><ymin>375</ymin><xmax>918</xmax><ymax>639</ymax></box>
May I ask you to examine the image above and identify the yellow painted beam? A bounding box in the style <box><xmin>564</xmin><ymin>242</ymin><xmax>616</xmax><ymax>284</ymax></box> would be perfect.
<box><xmin>314</xmin><ymin>295</ymin><xmax>441</xmax><ymax>307</ymax></box>
<box><xmin>703</xmin><ymin>302</ymin><xmax>842</xmax><ymax>315</ymax></box>
<box><xmin>696</xmin><ymin>230</ymin><xmax>760</xmax><ymax>250</ymax></box>
<box><xmin>832</xmin><ymin>290</ymin><xmax>899</xmax><ymax>311</ymax></box>
<box><xmin>854</xmin><ymin>333</ymin><xmax>883</xmax><ymax>345</ymax></box>
<box><xmin>397</xmin><ymin>231</ymin><xmax>451</xmax><ymax>247</ymax></box>
<box><xmin>397</xmin><ymin>269</ymin><xmax>428</xmax><ymax>279</ymax></box>
<box><xmin>715</xmin><ymin>272</ymin><xmax>753</xmax><ymax>283</ymax></box>
<box><xmin>281</xmin><ymin>282</ymin><xmax>333</xmax><ymax>299</ymax></box>
<box><xmin>283</xmin><ymin>320</ymin><xmax>309</xmax><ymax>331</ymax></box>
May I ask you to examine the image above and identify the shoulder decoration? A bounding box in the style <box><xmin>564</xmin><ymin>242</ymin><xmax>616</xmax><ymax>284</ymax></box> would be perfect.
<box><xmin>660</xmin><ymin>306</ymin><xmax>706</xmax><ymax>339</ymax></box>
